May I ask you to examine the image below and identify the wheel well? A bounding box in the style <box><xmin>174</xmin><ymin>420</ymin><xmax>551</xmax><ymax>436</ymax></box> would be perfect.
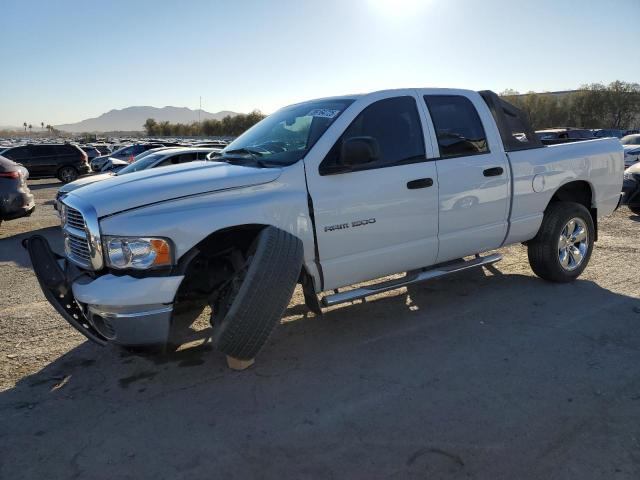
<box><xmin>173</xmin><ymin>224</ymin><xmax>316</xmax><ymax>320</ymax></box>
<box><xmin>547</xmin><ymin>180</ymin><xmax>598</xmax><ymax>241</ymax></box>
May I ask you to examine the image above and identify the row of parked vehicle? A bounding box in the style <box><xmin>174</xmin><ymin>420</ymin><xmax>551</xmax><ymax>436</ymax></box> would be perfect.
<box><xmin>55</xmin><ymin>145</ymin><xmax>223</xmax><ymax>208</ymax></box>
<box><xmin>535</xmin><ymin>129</ymin><xmax>640</xmax><ymax>167</ymax></box>
<box><xmin>0</xmin><ymin>142</ymin><xmax>227</xmax><ymax>227</ymax></box>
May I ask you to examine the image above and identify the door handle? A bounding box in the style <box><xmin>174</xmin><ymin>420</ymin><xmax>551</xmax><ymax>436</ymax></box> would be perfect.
<box><xmin>407</xmin><ymin>178</ymin><xmax>433</xmax><ymax>189</ymax></box>
<box><xmin>483</xmin><ymin>167</ymin><xmax>504</xmax><ymax>177</ymax></box>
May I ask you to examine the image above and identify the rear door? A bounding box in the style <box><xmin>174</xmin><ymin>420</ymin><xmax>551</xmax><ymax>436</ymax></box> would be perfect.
<box><xmin>54</xmin><ymin>145</ymin><xmax>78</xmax><ymax>168</ymax></box>
<box><xmin>420</xmin><ymin>92</ymin><xmax>510</xmax><ymax>262</ymax></box>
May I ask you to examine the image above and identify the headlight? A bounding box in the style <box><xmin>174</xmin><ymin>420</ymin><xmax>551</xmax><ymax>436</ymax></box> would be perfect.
<box><xmin>104</xmin><ymin>236</ymin><xmax>173</xmax><ymax>270</ymax></box>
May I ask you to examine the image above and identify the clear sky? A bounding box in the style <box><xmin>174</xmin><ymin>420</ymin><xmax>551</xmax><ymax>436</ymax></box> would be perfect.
<box><xmin>1</xmin><ymin>0</ymin><xmax>638</xmax><ymax>126</ymax></box>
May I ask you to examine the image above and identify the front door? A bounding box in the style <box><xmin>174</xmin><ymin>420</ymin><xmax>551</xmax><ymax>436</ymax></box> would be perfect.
<box><xmin>421</xmin><ymin>93</ymin><xmax>510</xmax><ymax>262</ymax></box>
<box><xmin>306</xmin><ymin>93</ymin><xmax>439</xmax><ymax>291</ymax></box>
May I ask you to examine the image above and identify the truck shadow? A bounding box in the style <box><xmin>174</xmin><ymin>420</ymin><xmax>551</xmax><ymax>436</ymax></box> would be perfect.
<box><xmin>2</xmin><ymin>267</ymin><xmax>640</xmax><ymax>479</ymax></box>
<box><xmin>0</xmin><ymin>225</ymin><xmax>62</xmax><ymax>268</ymax></box>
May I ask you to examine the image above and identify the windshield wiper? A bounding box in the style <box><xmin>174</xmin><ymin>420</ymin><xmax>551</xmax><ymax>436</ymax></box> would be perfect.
<box><xmin>223</xmin><ymin>147</ymin><xmax>265</xmax><ymax>157</ymax></box>
<box><xmin>216</xmin><ymin>147</ymin><xmax>273</xmax><ymax>168</ymax></box>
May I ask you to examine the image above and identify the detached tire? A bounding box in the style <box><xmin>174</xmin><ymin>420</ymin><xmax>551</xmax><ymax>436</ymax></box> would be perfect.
<box><xmin>527</xmin><ymin>201</ymin><xmax>595</xmax><ymax>283</ymax></box>
<box><xmin>211</xmin><ymin>227</ymin><xmax>303</xmax><ymax>359</ymax></box>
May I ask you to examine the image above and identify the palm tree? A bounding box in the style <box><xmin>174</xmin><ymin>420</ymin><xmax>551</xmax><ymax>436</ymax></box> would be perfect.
<box><xmin>41</xmin><ymin>122</ymin><xmax>44</xmax><ymax>131</ymax></box>
<box><xmin>46</xmin><ymin>124</ymin><xmax>52</xmax><ymax>134</ymax></box>
<box><xmin>28</xmin><ymin>124</ymin><xmax>32</xmax><ymax>136</ymax></box>
<box><xmin>23</xmin><ymin>122</ymin><xmax>27</xmax><ymax>133</ymax></box>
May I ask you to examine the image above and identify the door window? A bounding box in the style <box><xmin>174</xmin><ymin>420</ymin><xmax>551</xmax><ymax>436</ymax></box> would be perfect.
<box><xmin>424</xmin><ymin>95</ymin><xmax>489</xmax><ymax>159</ymax></box>
<box><xmin>321</xmin><ymin>96</ymin><xmax>425</xmax><ymax>172</ymax></box>
<box><xmin>31</xmin><ymin>145</ymin><xmax>57</xmax><ymax>156</ymax></box>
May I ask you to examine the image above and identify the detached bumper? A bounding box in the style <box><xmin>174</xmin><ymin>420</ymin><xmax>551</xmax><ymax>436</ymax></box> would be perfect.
<box><xmin>25</xmin><ymin>235</ymin><xmax>183</xmax><ymax>347</ymax></box>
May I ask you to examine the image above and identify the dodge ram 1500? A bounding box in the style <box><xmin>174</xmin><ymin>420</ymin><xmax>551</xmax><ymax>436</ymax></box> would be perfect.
<box><xmin>26</xmin><ymin>88</ymin><xmax>624</xmax><ymax>360</ymax></box>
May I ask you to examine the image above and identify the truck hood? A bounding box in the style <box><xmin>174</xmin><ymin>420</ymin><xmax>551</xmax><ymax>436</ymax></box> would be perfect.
<box><xmin>68</xmin><ymin>161</ymin><xmax>282</xmax><ymax>217</ymax></box>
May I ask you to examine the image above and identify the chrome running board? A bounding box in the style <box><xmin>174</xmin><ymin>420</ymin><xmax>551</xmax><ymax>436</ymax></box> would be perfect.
<box><xmin>321</xmin><ymin>253</ymin><xmax>502</xmax><ymax>307</ymax></box>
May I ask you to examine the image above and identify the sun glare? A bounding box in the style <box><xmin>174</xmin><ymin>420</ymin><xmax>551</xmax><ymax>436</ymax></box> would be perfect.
<box><xmin>367</xmin><ymin>0</ymin><xmax>431</xmax><ymax>18</ymax></box>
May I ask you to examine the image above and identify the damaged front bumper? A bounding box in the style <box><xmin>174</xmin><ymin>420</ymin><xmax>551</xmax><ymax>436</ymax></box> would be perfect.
<box><xmin>25</xmin><ymin>235</ymin><xmax>183</xmax><ymax>347</ymax></box>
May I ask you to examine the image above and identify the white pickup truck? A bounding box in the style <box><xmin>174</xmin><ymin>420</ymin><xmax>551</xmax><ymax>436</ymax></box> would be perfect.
<box><xmin>26</xmin><ymin>89</ymin><xmax>624</xmax><ymax>360</ymax></box>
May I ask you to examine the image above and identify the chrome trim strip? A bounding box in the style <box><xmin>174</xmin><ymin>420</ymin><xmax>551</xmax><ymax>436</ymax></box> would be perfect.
<box><xmin>87</xmin><ymin>305</ymin><xmax>173</xmax><ymax>319</ymax></box>
<box><xmin>62</xmin><ymin>195</ymin><xmax>104</xmax><ymax>270</ymax></box>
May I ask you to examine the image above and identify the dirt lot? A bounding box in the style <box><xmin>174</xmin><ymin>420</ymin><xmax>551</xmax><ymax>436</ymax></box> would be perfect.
<box><xmin>1</xmin><ymin>178</ymin><xmax>639</xmax><ymax>479</ymax></box>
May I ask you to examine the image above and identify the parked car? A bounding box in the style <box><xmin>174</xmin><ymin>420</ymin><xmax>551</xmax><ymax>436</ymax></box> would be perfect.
<box><xmin>193</xmin><ymin>141</ymin><xmax>229</xmax><ymax>148</ymax></box>
<box><xmin>536</xmin><ymin>128</ymin><xmax>595</xmax><ymax>145</ymax></box>
<box><xmin>80</xmin><ymin>146</ymin><xmax>102</xmax><ymax>163</ymax></box>
<box><xmin>90</xmin><ymin>143</ymin><xmax>166</xmax><ymax>171</ymax></box>
<box><xmin>55</xmin><ymin>147</ymin><xmax>219</xmax><ymax>209</ymax></box>
<box><xmin>92</xmin><ymin>144</ymin><xmax>112</xmax><ymax>156</ymax></box>
<box><xmin>0</xmin><ymin>143</ymin><xmax>90</xmax><ymax>182</ymax></box>
<box><xmin>621</xmin><ymin>134</ymin><xmax>640</xmax><ymax>146</ymax></box>
<box><xmin>623</xmin><ymin>146</ymin><xmax>640</xmax><ymax>168</ymax></box>
<box><xmin>27</xmin><ymin>88</ymin><xmax>623</xmax><ymax>362</ymax></box>
<box><xmin>592</xmin><ymin>129</ymin><xmax>626</xmax><ymax>139</ymax></box>
<box><xmin>622</xmin><ymin>163</ymin><xmax>640</xmax><ymax>214</ymax></box>
<box><xmin>0</xmin><ymin>155</ymin><xmax>34</xmax><ymax>226</ymax></box>
<box><xmin>110</xmin><ymin>146</ymin><xmax>181</xmax><ymax>167</ymax></box>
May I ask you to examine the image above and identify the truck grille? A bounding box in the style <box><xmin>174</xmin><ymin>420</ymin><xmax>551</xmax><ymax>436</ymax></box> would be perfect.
<box><xmin>66</xmin><ymin>206</ymin><xmax>86</xmax><ymax>230</ymax></box>
<box><xmin>62</xmin><ymin>205</ymin><xmax>92</xmax><ymax>268</ymax></box>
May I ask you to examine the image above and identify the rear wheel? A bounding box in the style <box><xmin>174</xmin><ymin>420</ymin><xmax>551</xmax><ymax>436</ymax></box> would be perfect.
<box><xmin>629</xmin><ymin>205</ymin><xmax>640</xmax><ymax>215</ymax></box>
<box><xmin>57</xmin><ymin>166</ymin><xmax>78</xmax><ymax>183</ymax></box>
<box><xmin>527</xmin><ymin>201</ymin><xmax>595</xmax><ymax>283</ymax></box>
<box><xmin>210</xmin><ymin>226</ymin><xmax>303</xmax><ymax>360</ymax></box>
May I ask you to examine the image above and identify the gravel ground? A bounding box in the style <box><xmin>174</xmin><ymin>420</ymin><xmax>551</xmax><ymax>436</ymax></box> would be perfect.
<box><xmin>1</xmin><ymin>178</ymin><xmax>639</xmax><ymax>479</ymax></box>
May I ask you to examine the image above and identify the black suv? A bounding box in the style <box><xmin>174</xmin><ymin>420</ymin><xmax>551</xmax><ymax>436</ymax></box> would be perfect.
<box><xmin>0</xmin><ymin>144</ymin><xmax>90</xmax><ymax>183</ymax></box>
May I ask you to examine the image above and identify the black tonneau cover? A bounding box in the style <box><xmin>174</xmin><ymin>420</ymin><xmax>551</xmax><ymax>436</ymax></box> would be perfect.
<box><xmin>479</xmin><ymin>90</ymin><xmax>544</xmax><ymax>152</ymax></box>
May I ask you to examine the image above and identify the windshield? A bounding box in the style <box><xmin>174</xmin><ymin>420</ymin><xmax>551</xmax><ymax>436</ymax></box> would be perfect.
<box><xmin>220</xmin><ymin>99</ymin><xmax>354</xmax><ymax>166</ymax></box>
<box><xmin>116</xmin><ymin>153</ymin><xmax>164</xmax><ymax>174</ymax></box>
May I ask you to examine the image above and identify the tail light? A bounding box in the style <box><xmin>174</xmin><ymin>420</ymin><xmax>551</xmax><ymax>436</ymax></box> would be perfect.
<box><xmin>0</xmin><ymin>171</ymin><xmax>21</xmax><ymax>179</ymax></box>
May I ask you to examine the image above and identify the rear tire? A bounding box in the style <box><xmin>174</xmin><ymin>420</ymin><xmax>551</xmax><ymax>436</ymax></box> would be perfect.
<box><xmin>211</xmin><ymin>226</ymin><xmax>303</xmax><ymax>360</ymax></box>
<box><xmin>527</xmin><ymin>201</ymin><xmax>595</xmax><ymax>283</ymax></box>
<box><xmin>57</xmin><ymin>166</ymin><xmax>78</xmax><ymax>183</ymax></box>
<box><xmin>629</xmin><ymin>205</ymin><xmax>640</xmax><ymax>215</ymax></box>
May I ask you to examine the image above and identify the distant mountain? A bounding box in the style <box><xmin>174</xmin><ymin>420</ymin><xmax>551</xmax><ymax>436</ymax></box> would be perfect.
<box><xmin>55</xmin><ymin>106</ymin><xmax>240</xmax><ymax>133</ymax></box>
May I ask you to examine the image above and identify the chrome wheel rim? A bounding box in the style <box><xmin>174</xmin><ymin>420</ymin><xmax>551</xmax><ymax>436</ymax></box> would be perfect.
<box><xmin>558</xmin><ymin>217</ymin><xmax>588</xmax><ymax>271</ymax></box>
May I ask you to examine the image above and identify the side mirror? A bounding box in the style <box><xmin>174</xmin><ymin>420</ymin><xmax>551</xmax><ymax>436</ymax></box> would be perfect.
<box><xmin>340</xmin><ymin>136</ymin><xmax>380</xmax><ymax>167</ymax></box>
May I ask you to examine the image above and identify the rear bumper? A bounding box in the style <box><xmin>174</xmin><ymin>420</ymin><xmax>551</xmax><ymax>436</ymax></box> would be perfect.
<box><xmin>25</xmin><ymin>235</ymin><xmax>183</xmax><ymax>347</ymax></box>
<box><xmin>0</xmin><ymin>191</ymin><xmax>35</xmax><ymax>220</ymax></box>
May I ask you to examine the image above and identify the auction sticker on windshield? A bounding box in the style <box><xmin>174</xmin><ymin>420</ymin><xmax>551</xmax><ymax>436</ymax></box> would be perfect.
<box><xmin>307</xmin><ymin>109</ymin><xmax>341</xmax><ymax>119</ymax></box>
